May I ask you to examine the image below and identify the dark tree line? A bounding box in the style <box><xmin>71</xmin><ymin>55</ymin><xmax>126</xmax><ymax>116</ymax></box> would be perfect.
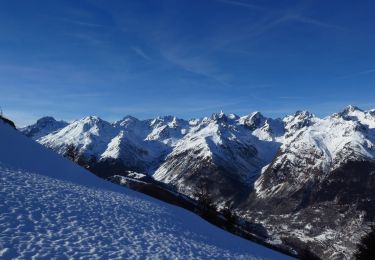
<box><xmin>221</xmin><ymin>201</ymin><xmax>237</xmax><ymax>230</ymax></box>
<box><xmin>193</xmin><ymin>177</ymin><xmax>216</xmax><ymax>219</ymax></box>
<box><xmin>193</xmin><ymin>177</ymin><xmax>237</xmax><ymax>230</ymax></box>
<box><xmin>65</xmin><ymin>144</ymin><xmax>79</xmax><ymax>162</ymax></box>
<box><xmin>355</xmin><ymin>225</ymin><xmax>375</xmax><ymax>260</ymax></box>
<box><xmin>297</xmin><ymin>246</ymin><xmax>320</xmax><ymax>260</ymax></box>
<box><xmin>64</xmin><ymin>144</ymin><xmax>96</xmax><ymax>169</ymax></box>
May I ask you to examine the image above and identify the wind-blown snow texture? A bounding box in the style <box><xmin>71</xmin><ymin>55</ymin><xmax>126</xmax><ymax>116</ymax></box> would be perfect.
<box><xmin>0</xmin><ymin>121</ymin><xmax>290</xmax><ymax>259</ymax></box>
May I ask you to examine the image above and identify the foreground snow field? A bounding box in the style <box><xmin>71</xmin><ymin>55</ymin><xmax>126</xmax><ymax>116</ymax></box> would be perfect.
<box><xmin>0</xmin><ymin>121</ymin><xmax>291</xmax><ymax>259</ymax></box>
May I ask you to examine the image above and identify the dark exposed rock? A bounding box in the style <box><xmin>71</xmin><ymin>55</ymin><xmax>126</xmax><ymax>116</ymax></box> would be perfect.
<box><xmin>0</xmin><ymin>115</ymin><xmax>16</xmax><ymax>128</ymax></box>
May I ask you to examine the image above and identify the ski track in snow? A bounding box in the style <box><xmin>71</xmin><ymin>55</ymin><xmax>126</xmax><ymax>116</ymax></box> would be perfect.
<box><xmin>0</xmin><ymin>165</ymin><xmax>287</xmax><ymax>260</ymax></box>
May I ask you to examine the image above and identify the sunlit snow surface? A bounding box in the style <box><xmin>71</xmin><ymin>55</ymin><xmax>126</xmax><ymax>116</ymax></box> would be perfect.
<box><xmin>0</xmin><ymin>122</ymin><xmax>291</xmax><ymax>259</ymax></box>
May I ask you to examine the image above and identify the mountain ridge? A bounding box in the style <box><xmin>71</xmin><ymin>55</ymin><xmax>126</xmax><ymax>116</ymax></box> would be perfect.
<box><xmin>19</xmin><ymin>105</ymin><xmax>375</xmax><ymax>259</ymax></box>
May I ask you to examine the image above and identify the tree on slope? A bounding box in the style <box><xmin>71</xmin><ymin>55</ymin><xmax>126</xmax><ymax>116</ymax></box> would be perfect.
<box><xmin>65</xmin><ymin>144</ymin><xmax>79</xmax><ymax>162</ymax></box>
<box><xmin>355</xmin><ymin>225</ymin><xmax>375</xmax><ymax>260</ymax></box>
<box><xmin>221</xmin><ymin>201</ymin><xmax>237</xmax><ymax>230</ymax></box>
<box><xmin>298</xmin><ymin>245</ymin><xmax>320</xmax><ymax>260</ymax></box>
<box><xmin>194</xmin><ymin>177</ymin><xmax>216</xmax><ymax>219</ymax></box>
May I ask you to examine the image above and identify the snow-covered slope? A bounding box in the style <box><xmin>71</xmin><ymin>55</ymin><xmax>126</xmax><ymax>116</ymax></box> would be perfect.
<box><xmin>0</xmin><ymin>120</ymin><xmax>290</xmax><ymax>259</ymax></box>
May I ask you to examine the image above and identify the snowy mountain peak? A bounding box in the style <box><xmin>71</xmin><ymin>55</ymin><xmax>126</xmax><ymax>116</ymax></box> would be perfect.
<box><xmin>210</xmin><ymin>111</ymin><xmax>227</xmax><ymax>121</ymax></box>
<box><xmin>284</xmin><ymin>110</ymin><xmax>315</xmax><ymax>132</ymax></box>
<box><xmin>228</xmin><ymin>113</ymin><xmax>239</xmax><ymax>120</ymax></box>
<box><xmin>167</xmin><ymin>116</ymin><xmax>188</xmax><ymax>129</ymax></box>
<box><xmin>208</xmin><ymin>112</ymin><xmax>241</xmax><ymax>126</ymax></box>
<box><xmin>249</xmin><ymin>112</ymin><xmax>265</xmax><ymax>122</ymax></box>
<box><xmin>119</xmin><ymin>115</ymin><xmax>139</xmax><ymax>123</ymax></box>
<box><xmin>251</xmin><ymin>111</ymin><xmax>263</xmax><ymax>117</ymax></box>
<box><xmin>342</xmin><ymin>104</ymin><xmax>362</xmax><ymax>114</ymax></box>
<box><xmin>38</xmin><ymin>116</ymin><xmax>117</xmax><ymax>158</ymax></box>
<box><xmin>294</xmin><ymin>110</ymin><xmax>313</xmax><ymax>118</ymax></box>
<box><xmin>239</xmin><ymin>112</ymin><xmax>266</xmax><ymax>130</ymax></box>
<box><xmin>332</xmin><ymin>105</ymin><xmax>375</xmax><ymax>129</ymax></box>
<box><xmin>114</xmin><ymin>116</ymin><xmax>140</xmax><ymax>128</ymax></box>
<box><xmin>70</xmin><ymin>116</ymin><xmax>114</xmax><ymax>135</ymax></box>
<box><xmin>36</xmin><ymin>116</ymin><xmax>58</xmax><ymax>124</ymax></box>
<box><xmin>122</xmin><ymin>115</ymin><xmax>138</xmax><ymax>121</ymax></box>
<box><xmin>188</xmin><ymin>118</ymin><xmax>200</xmax><ymax>126</ymax></box>
<box><xmin>150</xmin><ymin>115</ymin><xmax>180</xmax><ymax>127</ymax></box>
<box><xmin>19</xmin><ymin>116</ymin><xmax>68</xmax><ymax>140</ymax></box>
<box><xmin>79</xmin><ymin>115</ymin><xmax>104</xmax><ymax>124</ymax></box>
<box><xmin>334</xmin><ymin>105</ymin><xmax>363</xmax><ymax>119</ymax></box>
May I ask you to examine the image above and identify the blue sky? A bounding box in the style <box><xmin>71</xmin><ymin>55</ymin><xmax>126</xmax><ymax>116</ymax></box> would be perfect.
<box><xmin>1</xmin><ymin>0</ymin><xmax>375</xmax><ymax>126</ymax></box>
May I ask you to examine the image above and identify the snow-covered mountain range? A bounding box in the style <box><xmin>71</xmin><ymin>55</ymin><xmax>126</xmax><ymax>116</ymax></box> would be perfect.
<box><xmin>19</xmin><ymin>105</ymin><xmax>375</xmax><ymax>259</ymax></box>
<box><xmin>20</xmin><ymin>112</ymin><xmax>285</xmax><ymax>201</ymax></box>
<box><xmin>0</xmin><ymin>114</ymin><xmax>291</xmax><ymax>259</ymax></box>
